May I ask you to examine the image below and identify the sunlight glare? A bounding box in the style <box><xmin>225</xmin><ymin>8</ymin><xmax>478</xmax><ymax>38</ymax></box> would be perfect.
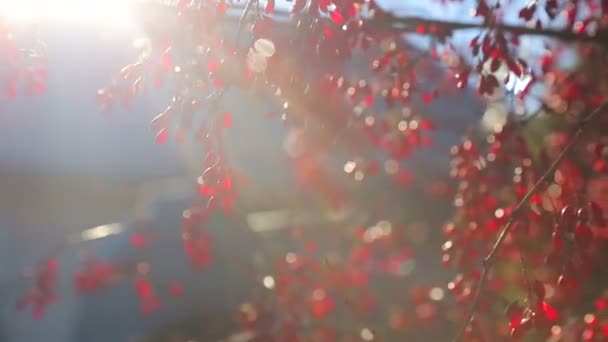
<box><xmin>0</xmin><ymin>0</ymin><xmax>135</xmax><ymax>28</ymax></box>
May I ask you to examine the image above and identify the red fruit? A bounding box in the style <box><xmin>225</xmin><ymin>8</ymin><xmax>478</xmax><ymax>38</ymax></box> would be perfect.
<box><xmin>419</xmin><ymin>119</ymin><xmax>436</xmax><ymax>130</ymax></box>
<box><xmin>540</xmin><ymin>301</ymin><xmax>558</xmax><ymax>321</ymax></box>
<box><xmin>518</xmin><ymin>3</ymin><xmax>536</xmax><ymax>21</ymax></box>
<box><xmin>190</xmin><ymin>251</ymin><xmax>212</xmax><ymax>270</ymax></box>
<box><xmin>199</xmin><ymin>184</ymin><xmax>214</xmax><ymax>196</ymax></box>
<box><xmin>560</xmin><ymin>205</ymin><xmax>575</xmax><ymax>226</ymax></box>
<box><xmin>490</xmin><ymin>58</ymin><xmax>501</xmax><ymax>72</ymax></box>
<box><xmin>596</xmin><ymin>298</ymin><xmax>608</xmax><ymax>311</ymax></box>
<box><xmin>155</xmin><ymin>128</ymin><xmax>169</xmax><ymax>145</ymax></box>
<box><xmin>589</xmin><ymin>201</ymin><xmax>606</xmax><ymax>226</ymax></box>
<box><xmin>582</xmin><ymin>329</ymin><xmax>596</xmax><ymax>341</ymax></box>
<box><xmin>552</xmin><ymin>231</ymin><xmax>564</xmax><ymax>250</ymax></box>
<box><xmin>311</xmin><ymin>294</ymin><xmax>335</xmax><ymax>318</ymax></box>
<box><xmin>558</xmin><ymin>273</ymin><xmax>578</xmax><ymax>290</ymax></box>
<box><xmin>141</xmin><ymin>296</ymin><xmax>160</xmax><ymax>315</ymax></box>
<box><xmin>574</xmin><ymin>224</ymin><xmax>593</xmax><ymax>249</ymax></box>
<box><xmin>473</xmin><ymin>1</ymin><xmax>490</xmax><ymax>17</ymax></box>
<box><xmin>422</xmin><ymin>92</ymin><xmax>433</xmax><ymax>104</ymax></box>
<box><xmin>544</xmin><ymin>251</ymin><xmax>562</xmax><ymax>269</ymax></box>
<box><xmin>160</xmin><ymin>51</ymin><xmax>172</xmax><ymax>72</ymax></box>
<box><xmin>74</xmin><ymin>272</ymin><xmax>94</xmax><ymax>294</ymax></box>
<box><xmin>6</xmin><ymin>86</ymin><xmax>17</xmax><ymax>100</ymax></box>
<box><xmin>264</xmin><ymin>0</ymin><xmax>275</xmax><ymax>13</ymax></box>
<box><xmin>32</xmin><ymin>306</ymin><xmax>45</xmax><ymax>320</ymax></box>
<box><xmin>46</xmin><ymin>258</ymin><xmax>58</xmax><ymax>271</ymax></box>
<box><xmin>510</xmin><ymin>317</ymin><xmax>532</xmax><ymax>339</ymax></box>
<box><xmin>150</xmin><ymin>107</ymin><xmax>173</xmax><ymax>131</ymax></box>
<box><xmin>223</xmin><ymin>112</ymin><xmax>233</xmax><ymax>128</ymax></box>
<box><xmin>169</xmin><ymin>282</ymin><xmax>184</xmax><ymax>297</ymax></box>
<box><xmin>329</xmin><ymin>10</ymin><xmax>344</xmax><ymax>25</ymax></box>
<box><xmin>505</xmin><ymin>301</ymin><xmax>523</xmax><ymax>328</ymax></box>
<box><xmin>135</xmin><ymin>279</ymin><xmax>154</xmax><ymax>299</ymax></box>
<box><xmin>130</xmin><ymin>233</ymin><xmax>149</xmax><ymax>249</ymax></box>
<box><xmin>216</xmin><ymin>0</ymin><xmax>227</xmax><ymax>15</ymax></box>
<box><xmin>577</xmin><ymin>207</ymin><xmax>589</xmax><ymax>223</ymax></box>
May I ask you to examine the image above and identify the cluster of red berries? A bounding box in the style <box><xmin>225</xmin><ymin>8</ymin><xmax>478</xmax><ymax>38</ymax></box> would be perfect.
<box><xmin>547</xmin><ymin>203</ymin><xmax>605</xmax><ymax>292</ymax></box>
<box><xmin>181</xmin><ymin>208</ymin><xmax>213</xmax><ymax>271</ymax></box>
<box><xmin>0</xmin><ymin>23</ymin><xmax>47</xmax><ymax>100</ymax></box>
<box><xmin>74</xmin><ymin>258</ymin><xmax>118</xmax><ymax>295</ymax></box>
<box><xmin>134</xmin><ymin>274</ymin><xmax>160</xmax><ymax>316</ymax></box>
<box><xmin>505</xmin><ymin>280</ymin><xmax>559</xmax><ymax>339</ymax></box>
<box><xmin>16</xmin><ymin>258</ymin><xmax>58</xmax><ymax>319</ymax></box>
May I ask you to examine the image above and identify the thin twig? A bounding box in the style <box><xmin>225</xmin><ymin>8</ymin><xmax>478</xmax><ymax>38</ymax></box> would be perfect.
<box><xmin>452</xmin><ymin>100</ymin><xmax>608</xmax><ymax>342</ymax></box>
<box><xmin>371</xmin><ymin>12</ymin><xmax>608</xmax><ymax>48</ymax></box>
<box><xmin>235</xmin><ymin>0</ymin><xmax>255</xmax><ymax>43</ymax></box>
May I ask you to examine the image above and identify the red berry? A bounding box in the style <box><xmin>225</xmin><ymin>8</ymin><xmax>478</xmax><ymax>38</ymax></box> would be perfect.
<box><xmin>135</xmin><ymin>279</ymin><xmax>154</xmax><ymax>299</ymax></box>
<box><xmin>558</xmin><ymin>273</ymin><xmax>578</xmax><ymax>290</ymax></box>
<box><xmin>130</xmin><ymin>233</ymin><xmax>149</xmax><ymax>249</ymax></box>
<box><xmin>264</xmin><ymin>0</ymin><xmax>275</xmax><ymax>13</ymax></box>
<box><xmin>577</xmin><ymin>207</ymin><xmax>589</xmax><ymax>223</ymax></box>
<box><xmin>505</xmin><ymin>301</ymin><xmax>523</xmax><ymax>328</ymax></box>
<box><xmin>329</xmin><ymin>10</ymin><xmax>344</xmax><ymax>25</ymax></box>
<box><xmin>560</xmin><ymin>205</ymin><xmax>576</xmax><ymax>226</ymax></box>
<box><xmin>169</xmin><ymin>282</ymin><xmax>184</xmax><ymax>297</ymax></box>
<box><xmin>510</xmin><ymin>317</ymin><xmax>532</xmax><ymax>339</ymax></box>
<box><xmin>552</xmin><ymin>231</ymin><xmax>564</xmax><ymax>250</ymax></box>
<box><xmin>223</xmin><ymin>112</ymin><xmax>233</xmax><ymax>128</ymax></box>
<box><xmin>540</xmin><ymin>301</ymin><xmax>558</xmax><ymax>321</ymax></box>
<box><xmin>155</xmin><ymin>128</ymin><xmax>169</xmax><ymax>145</ymax></box>
<box><xmin>574</xmin><ymin>224</ymin><xmax>593</xmax><ymax>249</ymax></box>
<box><xmin>545</xmin><ymin>251</ymin><xmax>562</xmax><ymax>269</ymax></box>
<box><xmin>216</xmin><ymin>0</ymin><xmax>227</xmax><ymax>15</ymax></box>
<box><xmin>589</xmin><ymin>201</ymin><xmax>606</xmax><ymax>227</ymax></box>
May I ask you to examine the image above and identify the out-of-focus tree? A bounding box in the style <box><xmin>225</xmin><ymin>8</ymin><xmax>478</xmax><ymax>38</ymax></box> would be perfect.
<box><xmin>3</xmin><ymin>0</ymin><xmax>608</xmax><ymax>341</ymax></box>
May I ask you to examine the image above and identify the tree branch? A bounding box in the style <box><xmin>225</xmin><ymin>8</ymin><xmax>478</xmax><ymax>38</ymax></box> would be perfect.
<box><xmin>371</xmin><ymin>12</ymin><xmax>608</xmax><ymax>47</ymax></box>
<box><xmin>452</xmin><ymin>100</ymin><xmax>608</xmax><ymax>342</ymax></box>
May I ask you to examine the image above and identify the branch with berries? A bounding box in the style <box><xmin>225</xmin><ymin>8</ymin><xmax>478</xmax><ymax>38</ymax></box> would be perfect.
<box><xmin>453</xmin><ymin>100</ymin><xmax>608</xmax><ymax>342</ymax></box>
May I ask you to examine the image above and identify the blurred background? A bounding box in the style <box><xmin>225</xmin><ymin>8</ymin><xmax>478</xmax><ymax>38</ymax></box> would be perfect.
<box><xmin>0</xmin><ymin>1</ymin><xmax>487</xmax><ymax>341</ymax></box>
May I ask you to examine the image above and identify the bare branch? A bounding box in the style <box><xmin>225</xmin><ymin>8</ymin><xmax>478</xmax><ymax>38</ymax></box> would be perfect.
<box><xmin>452</xmin><ymin>100</ymin><xmax>608</xmax><ymax>342</ymax></box>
